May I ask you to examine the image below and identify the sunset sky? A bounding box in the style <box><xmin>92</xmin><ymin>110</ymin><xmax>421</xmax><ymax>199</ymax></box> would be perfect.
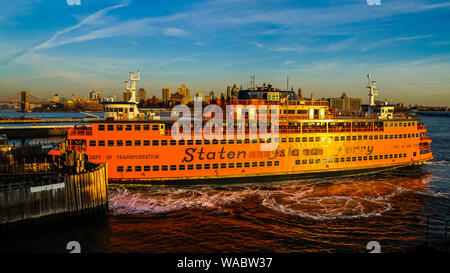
<box><xmin>0</xmin><ymin>0</ymin><xmax>449</xmax><ymax>106</ymax></box>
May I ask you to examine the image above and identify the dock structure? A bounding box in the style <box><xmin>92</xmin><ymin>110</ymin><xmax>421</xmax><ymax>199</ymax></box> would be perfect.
<box><xmin>0</xmin><ymin>162</ymin><xmax>108</xmax><ymax>225</ymax></box>
<box><xmin>0</xmin><ymin>143</ymin><xmax>109</xmax><ymax>225</ymax></box>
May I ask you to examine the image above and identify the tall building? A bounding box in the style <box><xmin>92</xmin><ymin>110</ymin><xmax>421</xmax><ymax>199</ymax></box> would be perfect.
<box><xmin>328</xmin><ymin>92</ymin><xmax>362</xmax><ymax>114</ymax></box>
<box><xmin>176</xmin><ymin>84</ymin><xmax>190</xmax><ymax>99</ymax></box>
<box><xmin>89</xmin><ymin>90</ymin><xmax>101</xmax><ymax>101</ymax></box>
<box><xmin>227</xmin><ymin>84</ymin><xmax>240</xmax><ymax>99</ymax></box>
<box><xmin>162</xmin><ymin>86</ymin><xmax>171</xmax><ymax>103</ymax></box>
<box><xmin>138</xmin><ymin>88</ymin><xmax>146</xmax><ymax>102</ymax></box>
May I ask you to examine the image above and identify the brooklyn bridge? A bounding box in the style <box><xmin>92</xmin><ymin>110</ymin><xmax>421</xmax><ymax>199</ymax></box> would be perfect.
<box><xmin>0</xmin><ymin>91</ymin><xmax>56</xmax><ymax>112</ymax></box>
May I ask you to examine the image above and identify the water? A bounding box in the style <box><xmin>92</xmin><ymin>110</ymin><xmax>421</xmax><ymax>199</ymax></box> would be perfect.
<box><xmin>1</xmin><ymin>116</ymin><xmax>449</xmax><ymax>253</ymax></box>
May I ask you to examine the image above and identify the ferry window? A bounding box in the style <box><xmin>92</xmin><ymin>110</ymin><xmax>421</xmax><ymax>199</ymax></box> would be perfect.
<box><xmin>416</xmin><ymin>133</ymin><xmax>418</xmax><ymax>137</ymax></box>
<box><xmin>352</xmin><ymin>136</ymin><xmax>356</xmax><ymax>141</ymax></box>
<box><xmin>213</xmin><ymin>163</ymin><xmax>219</xmax><ymax>169</ymax></box>
<box><xmin>389</xmin><ymin>135</ymin><xmax>393</xmax><ymax>139</ymax></box>
<box><xmin>89</xmin><ymin>140</ymin><xmax>96</xmax><ymax>146</ymax></box>
<box><xmin>363</xmin><ymin>156</ymin><xmax>367</xmax><ymax>161</ymax></box>
<box><xmin>302</xmin><ymin>160</ymin><xmax>307</xmax><ymax>164</ymax></box>
<box><xmin>309</xmin><ymin>137</ymin><xmax>314</xmax><ymax>142</ymax></box>
<box><xmin>369</xmin><ymin>156</ymin><xmax>373</xmax><ymax>160</ymax></box>
<box><xmin>126</xmin><ymin>166</ymin><xmax>132</xmax><ymax>172</ymax></box>
<box><xmin>346</xmin><ymin>157</ymin><xmax>350</xmax><ymax>162</ymax></box>
<box><xmin>369</xmin><ymin>135</ymin><xmax>373</xmax><ymax>140</ymax></box>
<box><xmin>236</xmin><ymin>163</ymin><xmax>242</xmax><ymax>168</ymax></box>
<box><xmin>315</xmin><ymin>159</ymin><xmax>321</xmax><ymax>164</ymax></box>
<box><xmin>334</xmin><ymin>136</ymin><xmax>340</xmax><ymax>141</ymax></box>
<box><xmin>236</xmin><ymin>139</ymin><xmax>242</xmax><ymax>144</ymax></box>
<box><xmin>352</xmin><ymin>157</ymin><xmax>356</xmax><ymax>162</ymax></box>
<box><xmin>162</xmin><ymin>165</ymin><xmax>168</xmax><ymax>171</ymax></box>
<box><xmin>309</xmin><ymin>159</ymin><xmax>314</xmax><ymax>164</ymax></box>
<box><xmin>274</xmin><ymin>161</ymin><xmax>279</xmax><ymax>166</ymax></box>
<box><xmin>221</xmin><ymin>163</ymin><xmax>227</xmax><ymax>168</ymax></box>
<box><xmin>187</xmin><ymin>140</ymin><xmax>193</xmax><ymax>145</ymax></box>
<box><xmin>358</xmin><ymin>156</ymin><xmax>362</xmax><ymax>161</ymax></box>
<box><xmin>218</xmin><ymin>139</ymin><xmax>225</xmax><ymax>144</ymax></box>
<box><xmin>116</xmin><ymin>125</ymin><xmax>123</xmax><ymax>131</ymax></box>
<box><xmin>374</xmin><ymin>155</ymin><xmax>378</xmax><ymax>160</ymax></box>
<box><xmin>379</xmin><ymin>135</ymin><xmax>383</xmax><ymax>139</ymax></box>
<box><xmin>129</xmin><ymin>108</ymin><xmax>134</xmax><ymax>113</ymax></box>
<box><xmin>394</xmin><ymin>123</ymin><xmax>398</xmax><ymax>127</ymax></box>
<box><xmin>143</xmin><ymin>125</ymin><xmax>150</xmax><ymax>131</ymax></box>
<box><xmin>346</xmin><ymin>136</ymin><xmax>351</xmax><ymax>141</ymax></box>
<box><xmin>259</xmin><ymin>162</ymin><xmax>265</xmax><ymax>167</ymax></box>
<box><xmin>98</xmin><ymin>125</ymin><xmax>105</xmax><ymax>131</ymax></box>
<box><xmin>99</xmin><ymin>140</ymin><xmax>105</xmax><ymax>146</ymax></box>
<box><xmin>281</xmin><ymin>138</ymin><xmax>286</xmax><ymax>143</ymax></box>
<box><xmin>108</xmin><ymin>140</ymin><xmax>114</xmax><ymax>147</ymax></box>
<box><xmin>116</xmin><ymin>140</ymin><xmax>123</xmax><ymax>146</ymax></box>
<box><xmin>394</xmin><ymin>135</ymin><xmax>398</xmax><ymax>139</ymax></box>
<box><xmin>244</xmin><ymin>162</ymin><xmax>250</xmax><ymax>168</ymax></box>
<box><xmin>363</xmin><ymin>135</ymin><xmax>368</xmax><ymax>140</ymax></box>
<box><xmin>399</xmin><ymin>154</ymin><xmax>402</xmax><ymax>158</ymax></box>
<box><xmin>125</xmin><ymin>125</ymin><xmax>132</xmax><ymax>131</ymax></box>
<box><xmin>143</xmin><ymin>140</ymin><xmax>150</xmax><ymax>146</ymax></box>
<box><xmin>152</xmin><ymin>125</ymin><xmax>159</xmax><ymax>131</ymax></box>
<box><xmin>170</xmin><ymin>165</ymin><xmax>177</xmax><ymax>170</ymax></box>
<box><xmin>126</xmin><ymin>140</ymin><xmax>132</xmax><ymax>146</ymax></box>
<box><xmin>161</xmin><ymin>140</ymin><xmax>168</xmax><ymax>146</ymax></box>
<box><xmin>214</xmin><ymin>139</ymin><xmax>220</xmax><ymax>144</ymax></box>
<box><xmin>389</xmin><ymin>154</ymin><xmax>393</xmax><ymax>159</ymax></box>
<box><xmin>408</xmin><ymin>122</ymin><xmax>411</xmax><ymax>127</ymax></box>
<box><xmin>403</xmin><ymin>123</ymin><xmax>408</xmax><ymax>127</ymax></box>
<box><xmin>187</xmin><ymin>164</ymin><xmax>194</xmax><ymax>170</ymax></box>
<box><xmin>153</xmin><ymin>140</ymin><xmax>159</xmax><ymax>146</ymax></box>
<box><xmin>314</xmin><ymin>137</ymin><xmax>320</xmax><ymax>142</ymax></box>
<box><xmin>260</xmin><ymin>139</ymin><xmax>266</xmax><ymax>143</ymax></box>
<box><xmin>302</xmin><ymin>137</ymin><xmax>307</xmax><ymax>142</ymax></box>
<box><xmin>413</xmin><ymin>152</ymin><xmax>417</xmax><ymax>157</ymax></box>
<box><xmin>107</xmin><ymin>125</ymin><xmax>114</xmax><ymax>131</ymax></box>
<box><xmin>144</xmin><ymin>166</ymin><xmax>150</xmax><ymax>171</ymax></box>
<box><xmin>203</xmin><ymin>164</ymin><xmax>210</xmax><ymax>169</ymax></box>
<box><xmin>358</xmin><ymin>136</ymin><xmax>362</xmax><ymax>140</ymax></box>
<box><xmin>134</xmin><ymin>125</ymin><xmax>141</xmax><ymax>131</ymax></box>
<box><xmin>135</xmin><ymin>140</ymin><xmax>141</xmax><ymax>146</ymax></box>
<box><xmin>252</xmin><ymin>162</ymin><xmax>258</xmax><ymax>167</ymax></box>
<box><xmin>295</xmin><ymin>160</ymin><xmax>301</xmax><ymax>165</ymax></box>
<box><xmin>403</xmin><ymin>134</ymin><xmax>407</xmax><ymax>138</ymax></box>
<box><xmin>394</xmin><ymin>154</ymin><xmax>398</xmax><ymax>158</ymax></box>
<box><xmin>403</xmin><ymin>153</ymin><xmax>407</xmax><ymax>157</ymax></box>
<box><xmin>252</xmin><ymin>139</ymin><xmax>258</xmax><ymax>144</ymax></box>
<box><xmin>228</xmin><ymin>163</ymin><xmax>235</xmax><ymax>168</ymax></box>
<box><xmin>399</xmin><ymin>134</ymin><xmax>402</xmax><ymax>139</ymax></box>
<box><xmin>135</xmin><ymin>166</ymin><xmax>142</xmax><ymax>172</ymax></box>
<box><xmin>117</xmin><ymin>166</ymin><xmax>124</xmax><ymax>172</ymax></box>
<box><xmin>179</xmin><ymin>165</ymin><xmax>185</xmax><ymax>170</ymax></box>
<box><xmin>295</xmin><ymin>137</ymin><xmax>301</xmax><ymax>142</ymax></box>
<box><xmin>267</xmin><ymin>161</ymin><xmax>273</xmax><ymax>167</ymax></box>
<box><xmin>374</xmin><ymin>135</ymin><xmax>378</xmax><ymax>140</ymax></box>
<box><xmin>196</xmin><ymin>164</ymin><xmax>202</xmax><ymax>170</ymax></box>
<box><xmin>204</xmin><ymin>140</ymin><xmax>210</xmax><ymax>145</ymax></box>
<box><xmin>170</xmin><ymin>140</ymin><xmax>177</xmax><ymax>145</ymax></box>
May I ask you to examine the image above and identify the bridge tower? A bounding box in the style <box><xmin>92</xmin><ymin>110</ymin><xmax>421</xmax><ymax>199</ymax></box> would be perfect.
<box><xmin>20</xmin><ymin>91</ymin><xmax>30</xmax><ymax>112</ymax></box>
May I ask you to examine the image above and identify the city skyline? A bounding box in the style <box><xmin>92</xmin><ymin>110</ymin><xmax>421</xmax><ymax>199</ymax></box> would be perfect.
<box><xmin>1</xmin><ymin>0</ymin><xmax>450</xmax><ymax>106</ymax></box>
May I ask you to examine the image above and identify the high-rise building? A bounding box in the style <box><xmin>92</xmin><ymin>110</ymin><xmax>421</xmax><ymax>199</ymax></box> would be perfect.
<box><xmin>89</xmin><ymin>90</ymin><xmax>101</xmax><ymax>101</ymax></box>
<box><xmin>328</xmin><ymin>92</ymin><xmax>362</xmax><ymax>114</ymax></box>
<box><xmin>138</xmin><ymin>88</ymin><xmax>146</xmax><ymax>102</ymax></box>
<box><xmin>162</xmin><ymin>86</ymin><xmax>171</xmax><ymax>103</ymax></box>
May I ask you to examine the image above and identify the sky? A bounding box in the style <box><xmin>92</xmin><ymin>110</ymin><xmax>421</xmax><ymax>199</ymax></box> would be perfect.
<box><xmin>0</xmin><ymin>0</ymin><xmax>449</xmax><ymax>106</ymax></box>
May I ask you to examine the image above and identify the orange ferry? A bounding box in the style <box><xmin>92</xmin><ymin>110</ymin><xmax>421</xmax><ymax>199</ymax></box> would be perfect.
<box><xmin>62</xmin><ymin>72</ymin><xmax>433</xmax><ymax>183</ymax></box>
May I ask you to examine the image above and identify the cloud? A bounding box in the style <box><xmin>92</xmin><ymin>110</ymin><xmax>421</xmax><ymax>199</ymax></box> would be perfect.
<box><xmin>163</xmin><ymin>28</ymin><xmax>188</xmax><ymax>37</ymax></box>
<box><xmin>283</xmin><ymin>60</ymin><xmax>294</xmax><ymax>65</ymax></box>
<box><xmin>361</xmin><ymin>35</ymin><xmax>433</xmax><ymax>52</ymax></box>
<box><xmin>66</xmin><ymin>0</ymin><xmax>81</xmax><ymax>6</ymax></box>
<box><xmin>270</xmin><ymin>45</ymin><xmax>305</xmax><ymax>52</ymax></box>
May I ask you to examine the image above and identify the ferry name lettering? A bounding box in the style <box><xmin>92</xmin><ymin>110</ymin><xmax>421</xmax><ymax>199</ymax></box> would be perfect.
<box><xmin>89</xmin><ymin>155</ymin><xmax>101</xmax><ymax>160</ymax></box>
<box><xmin>182</xmin><ymin>147</ymin><xmax>246</xmax><ymax>162</ymax></box>
<box><xmin>334</xmin><ymin>145</ymin><xmax>374</xmax><ymax>156</ymax></box>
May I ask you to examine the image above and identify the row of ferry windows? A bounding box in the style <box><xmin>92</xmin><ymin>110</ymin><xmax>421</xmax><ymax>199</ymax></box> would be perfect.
<box><xmin>99</xmin><ymin>121</ymin><xmax>416</xmax><ymax>131</ymax></box>
<box><xmin>117</xmin><ymin>161</ymin><xmax>280</xmax><ymax>172</ymax></box>
<box><xmin>115</xmin><ymin>153</ymin><xmax>409</xmax><ymax>173</ymax></box>
<box><xmin>98</xmin><ymin>124</ymin><xmax>162</xmax><ymax>131</ymax></box>
<box><xmin>295</xmin><ymin>153</ymin><xmax>408</xmax><ymax>165</ymax></box>
<box><xmin>89</xmin><ymin>133</ymin><xmax>420</xmax><ymax>147</ymax></box>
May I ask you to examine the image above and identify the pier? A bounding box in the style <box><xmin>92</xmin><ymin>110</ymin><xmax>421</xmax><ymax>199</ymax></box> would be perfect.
<box><xmin>0</xmin><ymin>144</ymin><xmax>109</xmax><ymax>225</ymax></box>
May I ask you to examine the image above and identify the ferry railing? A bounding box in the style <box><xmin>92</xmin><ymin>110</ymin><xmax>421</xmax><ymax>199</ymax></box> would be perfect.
<box><xmin>418</xmin><ymin>124</ymin><xmax>427</xmax><ymax>130</ymax></box>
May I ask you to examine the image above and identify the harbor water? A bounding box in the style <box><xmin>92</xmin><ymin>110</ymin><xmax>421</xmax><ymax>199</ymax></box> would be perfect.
<box><xmin>0</xmin><ymin>114</ymin><xmax>449</xmax><ymax>253</ymax></box>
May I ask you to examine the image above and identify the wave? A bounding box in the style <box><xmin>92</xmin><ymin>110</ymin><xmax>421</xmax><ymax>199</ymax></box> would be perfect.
<box><xmin>108</xmin><ymin>173</ymin><xmax>445</xmax><ymax>219</ymax></box>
